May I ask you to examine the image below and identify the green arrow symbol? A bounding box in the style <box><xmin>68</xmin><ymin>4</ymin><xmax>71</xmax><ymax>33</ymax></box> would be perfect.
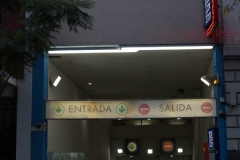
<box><xmin>129</xmin><ymin>144</ymin><xmax>135</xmax><ymax>150</ymax></box>
<box><xmin>119</xmin><ymin>106</ymin><xmax>125</xmax><ymax>113</ymax></box>
<box><xmin>55</xmin><ymin>106</ymin><xmax>62</xmax><ymax>113</ymax></box>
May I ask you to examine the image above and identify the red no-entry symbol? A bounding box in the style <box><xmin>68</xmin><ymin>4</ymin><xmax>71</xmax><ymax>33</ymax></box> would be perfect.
<box><xmin>163</xmin><ymin>141</ymin><xmax>173</xmax><ymax>152</ymax></box>
<box><xmin>201</xmin><ymin>102</ymin><xmax>213</xmax><ymax>113</ymax></box>
<box><xmin>138</xmin><ymin>103</ymin><xmax>150</xmax><ymax>115</ymax></box>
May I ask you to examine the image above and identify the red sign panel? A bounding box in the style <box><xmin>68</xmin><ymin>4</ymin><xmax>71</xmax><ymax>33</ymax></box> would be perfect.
<box><xmin>160</xmin><ymin>139</ymin><xmax>175</xmax><ymax>154</ymax></box>
<box><xmin>201</xmin><ymin>102</ymin><xmax>213</xmax><ymax>113</ymax></box>
<box><xmin>163</xmin><ymin>141</ymin><xmax>173</xmax><ymax>152</ymax></box>
<box><xmin>138</xmin><ymin>103</ymin><xmax>150</xmax><ymax>115</ymax></box>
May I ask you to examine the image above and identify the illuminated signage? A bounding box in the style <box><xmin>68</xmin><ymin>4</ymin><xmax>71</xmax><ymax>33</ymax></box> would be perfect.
<box><xmin>125</xmin><ymin>140</ymin><xmax>139</xmax><ymax>154</ymax></box>
<box><xmin>208</xmin><ymin>129</ymin><xmax>215</xmax><ymax>148</ymax></box>
<box><xmin>160</xmin><ymin>139</ymin><xmax>175</xmax><ymax>154</ymax></box>
<box><xmin>204</xmin><ymin>0</ymin><xmax>212</xmax><ymax>28</ymax></box>
<box><xmin>45</xmin><ymin>99</ymin><xmax>216</xmax><ymax>119</ymax></box>
<box><xmin>207</xmin><ymin>128</ymin><xmax>219</xmax><ymax>149</ymax></box>
<box><xmin>204</xmin><ymin>0</ymin><xmax>218</xmax><ymax>36</ymax></box>
<box><xmin>207</xmin><ymin>128</ymin><xmax>220</xmax><ymax>160</ymax></box>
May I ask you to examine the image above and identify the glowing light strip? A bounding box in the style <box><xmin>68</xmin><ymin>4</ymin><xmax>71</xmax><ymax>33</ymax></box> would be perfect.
<box><xmin>201</xmin><ymin>77</ymin><xmax>211</xmax><ymax>86</ymax></box>
<box><xmin>48</xmin><ymin>46</ymin><xmax>214</xmax><ymax>54</ymax></box>
<box><xmin>121</xmin><ymin>46</ymin><xmax>213</xmax><ymax>50</ymax></box>
<box><xmin>206</xmin><ymin>0</ymin><xmax>215</xmax><ymax>36</ymax></box>
<box><xmin>53</xmin><ymin>76</ymin><xmax>61</xmax><ymax>87</ymax></box>
<box><xmin>48</xmin><ymin>49</ymin><xmax>138</xmax><ymax>54</ymax></box>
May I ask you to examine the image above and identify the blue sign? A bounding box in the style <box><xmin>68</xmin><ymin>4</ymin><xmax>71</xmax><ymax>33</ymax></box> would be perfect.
<box><xmin>207</xmin><ymin>128</ymin><xmax>219</xmax><ymax>149</ymax></box>
<box><xmin>207</xmin><ymin>128</ymin><xmax>220</xmax><ymax>160</ymax></box>
<box><xmin>207</xmin><ymin>128</ymin><xmax>215</xmax><ymax>149</ymax></box>
<box><xmin>204</xmin><ymin>0</ymin><xmax>212</xmax><ymax>28</ymax></box>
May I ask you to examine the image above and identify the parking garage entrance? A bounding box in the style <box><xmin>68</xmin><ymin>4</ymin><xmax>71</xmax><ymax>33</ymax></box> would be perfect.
<box><xmin>45</xmin><ymin>45</ymin><xmax>223</xmax><ymax>160</ymax></box>
<box><xmin>46</xmin><ymin>99</ymin><xmax>217</xmax><ymax>160</ymax></box>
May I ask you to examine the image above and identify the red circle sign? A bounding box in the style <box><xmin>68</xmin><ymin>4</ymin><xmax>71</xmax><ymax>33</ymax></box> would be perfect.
<box><xmin>163</xmin><ymin>141</ymin><xmax>173</xmax><ymax>152</ymax></box>
<box><xmin>201</xmin><ymin>102</ymin><xmax>213</xmax><ymax>113</ymax></box>
<box><xmin>138</xmin><ymin>103</ymin><xmax>150</xmax><ymax>115</ymax></box>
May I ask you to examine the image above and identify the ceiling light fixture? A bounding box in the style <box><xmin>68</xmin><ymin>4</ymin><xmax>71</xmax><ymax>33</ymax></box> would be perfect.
<box><xmin>48</xmin><ymin>49</ymin><xmax>137</xmax><ymax>54</ymax></box>
<box><xmin>48</xmin><ymin>45</ymin><xmax>213</xmax><ymax>54</ymax></box>
<box><xmin>178</xmin><ymin>148</ymin><xmax>183</xmax><ymax>153</ymax></box>
<box><xmin>88</xmin><ymin>82</ymin><xmax>92</xmax><ymax>86</ymax></box>
<box><xmin>117</xmin><ymin>149</ymin><xmax>123</xmax><ymax>153</ymax></box>
<box><xmin>121</xmin><ymin>45</ymin><xmax>213</xmax><ymax>51</ymax></box>
<box><xmin>201</xmin><ymin>75</ymin><xmax>211</xmax><ymax>86</ymax></box>
<box><xmin>148</xmin><ymin>149</ymin><xmax>153</xmax><ymax>154</ymax></box>
<box><xmin>51</xmin><ymin>76</ymin><xmax>61</xmax><ymax>87</ymax></box>
<box><xmin>177</xmin><ymin>118</ymin><xmax>181</xmax><ymax>120</ymax></box>
<box><xmin>170</xmin><ymin>155</ymin><xmax>174</xmax><ymax>158</ymax></box>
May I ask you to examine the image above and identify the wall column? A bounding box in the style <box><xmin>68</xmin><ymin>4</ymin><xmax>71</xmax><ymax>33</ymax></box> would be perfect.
<box><xmin>212</xmin><ymin>45</ymin><xmax>227</xmax><ymax>160</ymax></box>
<box><xmin>31</xmin><ymin>54</ymin><xmax>48</xmax><ymax>160</ymax></box>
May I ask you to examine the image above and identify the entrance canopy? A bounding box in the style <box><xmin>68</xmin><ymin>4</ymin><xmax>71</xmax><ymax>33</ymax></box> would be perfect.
<box><xmin>48</xmin><ymin>45</ymin><xmax>214</xmax><ymax>99</ymax></box>
<box><xmin>45</xmin><ymin>99</ymin><xmax>216</xmax><ymax>119</ymax></box>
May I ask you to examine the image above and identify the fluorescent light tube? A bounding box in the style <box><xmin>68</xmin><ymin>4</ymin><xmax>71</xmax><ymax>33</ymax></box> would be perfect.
<box><xmin>121</xmin><ymin>46</ymin><xmax>213</xmax><ymax>50</ymax></box>
<box><xmin>48</xmin><ymin>49</ymin><xmax>137</xmax><ymax>54</ymax></box>
<box><xmin>53</xmin><ymin>76</ymin><xmax>61</xmax><ymax>87</ymax></box>
<box><xmin>201</xmin><ymin>77</ymin><xmax>210</xmax><ymax>86</ymax></box>
<box><xmin>48</xmin><ymin>45</ymin><xmax>213</xmax><ymax>54</ymax></box>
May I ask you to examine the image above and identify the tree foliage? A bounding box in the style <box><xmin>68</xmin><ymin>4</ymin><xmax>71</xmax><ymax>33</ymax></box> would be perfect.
<box><xmin>0</xmin><ymin>0</ymin><xmax>94</xmax><ymax>96</ymax></box>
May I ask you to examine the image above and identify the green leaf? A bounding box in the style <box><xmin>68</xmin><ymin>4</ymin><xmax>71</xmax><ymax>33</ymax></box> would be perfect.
<box><xmin>0</xmin><ymin>0</ymin><xmax>94</xmax><ymax>81</ymax></box>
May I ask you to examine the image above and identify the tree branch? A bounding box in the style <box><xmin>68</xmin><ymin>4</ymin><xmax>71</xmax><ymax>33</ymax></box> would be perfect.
<box><xmin>0</xmin><ymin>74</ymin><xmax>11</xmax><ymax>104</ymax></box>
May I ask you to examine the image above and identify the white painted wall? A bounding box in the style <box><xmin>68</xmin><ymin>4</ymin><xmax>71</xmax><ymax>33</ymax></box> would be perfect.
<box><xmin>48</xmin><ymin>62</ymin><xmax>89</xmax><ymax>100</ymax></box>
<box><xmin>48</xmin><ymin>62</ymin><xmax>111</xmax><ymax>160</ymax></box>
<box><xmin>192</xmin><ymin>59</ymin><xmax>213</xmax><ymax>160</ymax></box>
<box><xmin>51</xmin><ymin>0</ymin><xmax>214</xmax><ymax>46</ymax></box>
<box><xmin>16</xmin><ymin>68</ymin><xmax>32</xmax><ymax>160</ymax></box>
<box><xmin>47</xmin><ymin>120</ymin><xmax>111</xmax><ymax>160</ymax></box>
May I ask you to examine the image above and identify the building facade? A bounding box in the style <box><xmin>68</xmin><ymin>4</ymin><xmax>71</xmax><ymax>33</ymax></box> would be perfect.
<box><xmin>222</xmin><ymin>0</ymin><xmax>240</xmax><ymax>158</ymax></box>
<box><xmin>10</xmin><ymin>0</ymin><xmax>240</xmax><ymax>160</ymax></box>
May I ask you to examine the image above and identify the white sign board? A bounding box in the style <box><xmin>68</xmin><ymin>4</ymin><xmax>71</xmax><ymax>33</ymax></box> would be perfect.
<box><xmin>45</xmin><ymin>99</ymin><xmax>216</xmax><ymax>119</ymax></box>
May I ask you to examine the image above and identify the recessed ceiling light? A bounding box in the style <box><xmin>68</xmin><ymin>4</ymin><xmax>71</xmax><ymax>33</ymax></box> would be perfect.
<box><xmin>178</xmin><ymin>148</ymin><xmax>183</xmax><ymax>153</ymax></box>
<box><xmin>130</xmin><ymin>156</ymin><xmax>133</xmax><ymax>158</ymax></box>
<box><xmin>117</xmin><ymin>149</ymin><xmax>123</xmax><ymax>153</ymax></box>
<box><xmin>147</xmin><ymin>119</ymin><xmax>151</xmax><ymax>120</ymax></box>
<box><xmin>177</xmin><ymin>118</ymin><xmax>181</xmax><ymax>120</ymax></box>
<box><xmin>148</xmin><ymin>149</ymin><xmax>153</xmax><ymax>154</ymax></box>
<box><xmin>88</xmin><ymin>83</ymin><xmax>92</xmax><ymax>86</ymax></box>
<box><xmin>118</xmin><ymin>119</ymin><xmax>121</xmax><ymax>120</ymax></box>
<box><xmin>170</xmin><ymin>155</ymin><xmax>174</xmax><ymax>157</ymax></box>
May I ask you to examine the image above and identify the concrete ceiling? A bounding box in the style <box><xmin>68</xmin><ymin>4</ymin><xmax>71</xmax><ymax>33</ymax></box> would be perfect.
<box><xmin>49</xmin><ymin>49</ymin><xmax>212</xmax><ymax>99</ymax></box>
